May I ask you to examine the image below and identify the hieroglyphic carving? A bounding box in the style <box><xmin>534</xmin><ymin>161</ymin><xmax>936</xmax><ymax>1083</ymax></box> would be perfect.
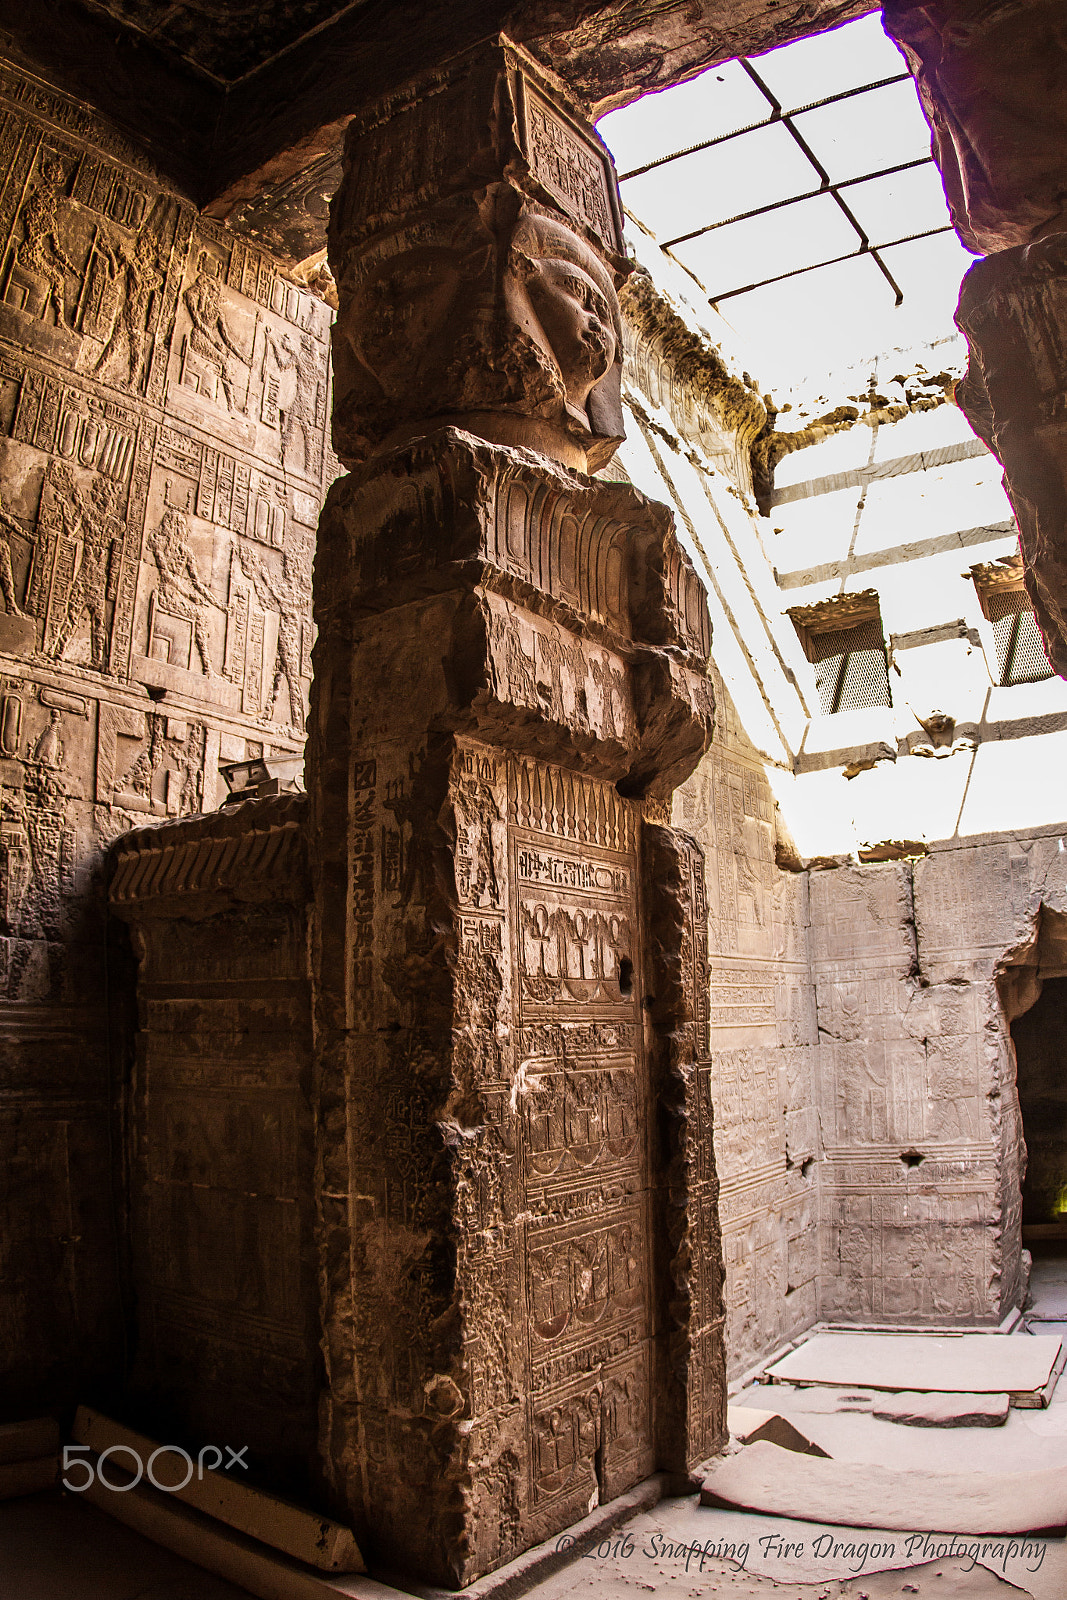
<box><xmin>0</xmin><ymin>58</ymin><xmax>331</xmax><ymax>1430</ymax></box>
<box><xmin>509</xmin><ymin>754</ymin><xmax>636</xmax><ymax>853</ymax></box>
<box><xmin>505</xmin><ymin>751</ymin><xmax>653</xmax><ymax>1519</ymax></box>
<box><xmin>146</xmin><ymin>506</ymin><xmax>225</xmax><ymax>675</ymax></box>
<box><xmin>520</xmin><ymin>84</ymin><xmax>622</xmax><ymax>255</ymax></box>
<box><xmin>350</xmin><ymin>759</ymin><xmax>376</xmax><ymax>1028</ymax></box>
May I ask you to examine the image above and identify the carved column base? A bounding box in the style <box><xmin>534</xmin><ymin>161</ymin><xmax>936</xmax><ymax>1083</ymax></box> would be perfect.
<box><xmin>956</xmin><ymin>235</ymin><xmax>1067</xmax><ymax>677</ymax></box>
<box><xmin>307</xmin><ymin>431</ymin><xmax>717</xmax><ymax>1584</ymax></box>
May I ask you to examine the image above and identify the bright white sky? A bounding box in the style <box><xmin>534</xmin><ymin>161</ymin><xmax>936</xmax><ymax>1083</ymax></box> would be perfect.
<box><xmin>596</xmin><ymin>13</ymin><xmax>977</xmax><ymax>393</ymax></box>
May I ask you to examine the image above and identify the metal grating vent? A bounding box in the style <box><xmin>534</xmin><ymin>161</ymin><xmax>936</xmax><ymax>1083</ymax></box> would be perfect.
<box><xmin>986</xmin><ymin>588</ymin><xmax>1053</xmax><ymax>686</ymax></box>
<box><xmin>810</xmin><ymin>617</ymin><xmax>892</xmax><ymax>715</ymax></box>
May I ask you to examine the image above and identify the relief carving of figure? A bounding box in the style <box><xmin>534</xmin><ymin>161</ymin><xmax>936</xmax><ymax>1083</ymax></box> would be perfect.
<box><xmin>148</xmin><ymin>507</ymin><xmax>225</xmax><ymax>675</ymax></box>
<box><xmin>504</xmin><ymin>211</ymin><xmax>624</xmax><ymax>459</ymax></box>
<box><xmin>93</xmin><ymin>228</ymin><xmax>164</xmax><ymax>391</ymax></box>
<box><xmin>14</xmin><ymin>159</ymin><xmax>79</xmax><ymax>329</ymax></box>
<box><xmin>454</xmin><ymin>776</ymin><xmax>501</xmax><ymax>908</ymax></box>
<box><xmin>0</xmin><ymin>491</ymin><xmax>29</xmax><ymax>617</ymax></box>
<box><xmin>267</xmin><ymin>330</ymin><xmax>321</xmax><ymax>475</ymax></box>
<box><xmin>330</xmin><ymin>202</ymin><xmax>625</xmax><ymax>470</ymax></box>
<box><xmin>536</xmin><ymin>626</ymin><xmax>583</xmax><ymax>725</ymax></box>
<box><xmin>48</xmin><ymin>468</ymin><xmax>117</xmax><ymax>668</ymax></box>
<box><xmin>590</xmin><ymin>652</ymin><xmax>630</xmax><ymax>741</ymax></box>
<box><xmin>183</xmin><ymin>259</ymin><xmax>251</xmax><ymax>413</ymax></box>
<box><xmin>236</xmin><ymin>541</ymin><xmax>304</xmax><ymax>728</ymax></box>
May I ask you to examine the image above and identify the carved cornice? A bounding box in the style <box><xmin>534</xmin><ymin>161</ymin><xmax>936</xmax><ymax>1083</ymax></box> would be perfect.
<box><xmin>108</xmin><ymin>792</ymin><xmax>308</xmax><ymax>912</ymax></box>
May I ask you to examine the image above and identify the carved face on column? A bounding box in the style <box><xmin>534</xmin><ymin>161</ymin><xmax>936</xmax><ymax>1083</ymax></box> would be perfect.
<box><xmin>330</xmin><ymin>202</ymin><xmax>626</xmax><ymax>473</ymax></box>
<box><xmin>505</xmin><ymin>213</ymin><xmax>624</xmax><ymax>458</ymax></box>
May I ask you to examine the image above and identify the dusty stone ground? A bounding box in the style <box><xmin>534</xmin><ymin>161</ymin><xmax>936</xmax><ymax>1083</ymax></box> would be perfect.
<box><xmin>1</xmin><ymin>1253</ymin><xmax>1063</xmax><ymax>1600</ymax></box>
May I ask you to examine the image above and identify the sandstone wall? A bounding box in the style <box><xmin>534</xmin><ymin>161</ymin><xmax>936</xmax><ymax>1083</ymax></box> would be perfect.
<box><xmin>0</xmin><ymin>59</ymin><xmax>332</xmax><ymax>1413</ymax></box>
<box><xmin>676</xmin><ymin>676</ymin><xmax>819</xmax><ymax>1378</ymax></box>
<box><xmin>809</xmin><ymin>829</ymin><xmax>1067</xmax><ymax>1327</ymax></box>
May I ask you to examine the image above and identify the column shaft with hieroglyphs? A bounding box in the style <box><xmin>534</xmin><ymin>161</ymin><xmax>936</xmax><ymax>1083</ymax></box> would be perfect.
<box><xmin>309</xmin><ymin>38</ymin><xmax>720</xmax><ymax>1585</ymax></box>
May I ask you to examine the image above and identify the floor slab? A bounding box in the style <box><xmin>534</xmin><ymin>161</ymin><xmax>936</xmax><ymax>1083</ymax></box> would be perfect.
<box><xmin>766</xmin><ymin>1334</ymin><xmax>1063</xmax><ymax>1401</ymax></box>
<box><xmin>700</xmin><ymin>1441</ymin><xmax>1067</xmax><ymax>1535</ymax></box>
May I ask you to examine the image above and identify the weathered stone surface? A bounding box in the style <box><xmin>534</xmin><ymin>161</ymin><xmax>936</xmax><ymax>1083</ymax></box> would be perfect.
<box><xmin>306</xmin><ymin>430</ymin><xmax>714</xmax><ymax>1581</ymax></box>
<box><xmin>328</xmin><ymin>40</ymin><xmax>628</xmax><ymax>475</ymax></box>
<box><xmin>0</xmin><ymin>1417</ymin><xmax>59</xmax><ymax>1463</ymax></box>
<box><xmin>675</xmin><ymin>678</ymin><xmax>819</xmax><ymax>1380</ymax></box>
<box><xmin>644</xmin><ymin>824</ymin><xmax>726</xmax><ymax>1473</ymax></box>
<box><xmin>304</xmin><ymin>76</ymin><xmax>716</xmax><ymax>1570</ymax></box>
<box><xmin>0</xmin><ymin>1458</ymin><xmax>56</xmax><ymax>1499</ymax></box>
<box><xmin>0</xmin><ymin>59</ymin><xmax>331</xmax><ymax>1419</ymax></box>
<box><xmin>871</xmin><ymin>1391</ymin><xmax>1010</xmax><ymax>1427</ymax></box>
<box><xmin>727</xmin><ymin>1404</ymin><xmax>830</xmax><ymax>1455</ymax></box>
<box><xmin>700</xmin><ymin>1437</ymin><xmax>1067</xmax><ymax>1533</ymax></box>
<box><xmin>73</xmin><ymin>1406</ymin><xmax>364</xmax><ymax>1572</ymax></box>
<box><xmin>881</xmin><ymin>0</ymin><xmax>1067</xmax><ymax>258</ymax></box>
<box><xmin>109</xmin><ymin>795</ymin><xmax>322</xmax><ymax>1486</ymax></box>
<box><xmin>955</xmin><ymin>237</ymin><xmax>1067</xmax><ymax>679</ymax></box>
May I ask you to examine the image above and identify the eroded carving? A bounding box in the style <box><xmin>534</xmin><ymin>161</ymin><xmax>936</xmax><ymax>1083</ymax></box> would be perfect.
<box><xmin>328</xmin><ymin>40</ymin><xmax>627</xmax><ymax>472</ymax></box>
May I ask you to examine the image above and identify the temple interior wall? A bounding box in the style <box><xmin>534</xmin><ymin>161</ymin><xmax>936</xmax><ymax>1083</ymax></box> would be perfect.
<box><xmin>613</xmin><ymin>235</ymin><xmax>1067</xmax><ymax>1373</ymax></box>
<box><xmin>1</xmin><ymin>25</ymin><xmax>1064</xmax><ymax>1451</ymax></box>
<box><xmin>0</xmin><ymin>60</ymin><xmax>333</xmax><ymax>1414</ymax></box>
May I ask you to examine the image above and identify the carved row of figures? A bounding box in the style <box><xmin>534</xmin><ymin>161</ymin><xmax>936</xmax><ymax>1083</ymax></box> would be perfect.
<box><xmin>0</xmin><ymin>678</ymin><xmax>223</xmax><ymax>952</ymax></box>
<box><xmin>0</xmin><ymin>452</ymin><xmax>311</xmax><ymax>730</ymax></box>
<box><xmin>0</xmin><ymin>132</ymin><xmax>331</xmax><ymax>495</ymax></box>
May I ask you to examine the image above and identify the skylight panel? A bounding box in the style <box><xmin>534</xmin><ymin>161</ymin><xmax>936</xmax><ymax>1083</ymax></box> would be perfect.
<box><xmin>841</xmin><ymin>163</ymin><xmax>955</xmax><ymax>245</ymax></box>
<box><xmin>751</xmin><ymin>12</ymin><xmax>905</xmax><ymax>105</ymax></box>
<box><xmin>791</xmin><ymin>79</ymin><xmax>934</xmax><ymax>182</ymax></box>
<box><xmin>599</xmin><ymin>11</ymin><xmax>968</xmax><ymax>388</ymax></box>
<box><xmin>672</xmin><ymin>192</ymin><xmax>862</xmax><ymax>296</ymax></box>
<box><xmin>876</xmin><ymin>231</ymin><xmax>979</xmax><ymax>322</ymax></box>
<box><xmin>620</xmin><ymin>121</ymin><xmax>816</xmax><ymax>241</ymax></box>
<box><xmin>598</xmin><ymin>59</ymin><xmax>769</xmax><ymax>176</ymax></box>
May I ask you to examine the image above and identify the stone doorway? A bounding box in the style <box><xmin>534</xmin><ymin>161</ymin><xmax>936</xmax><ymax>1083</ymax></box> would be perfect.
<box><xmin>1012</xmin><ymin>973</ymin><xmax>1067</xmax><ymax>1230</ymax></box>
<box><xmin>1000</xmin><ymin>907</ymin><xmax>1067</xmax><ymax>1250</ymax></box>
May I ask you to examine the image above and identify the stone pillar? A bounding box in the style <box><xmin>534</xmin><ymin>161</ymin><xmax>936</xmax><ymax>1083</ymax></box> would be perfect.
<box><xmin>882</xmin><ymin>0</ymin><xmax>1067</xmax><ymax>673</ymax></box>
<box><xmin>308</xmin><ymin>38</ymin><xmax>720</xmax><ymax>1586</ymax></box>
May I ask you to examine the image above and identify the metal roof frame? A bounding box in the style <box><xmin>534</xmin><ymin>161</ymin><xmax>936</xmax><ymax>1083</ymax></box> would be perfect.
<box><xmin>619</xmin><ymin>58</ymin><xmax>951</xmax><ymax>309</ymax></box>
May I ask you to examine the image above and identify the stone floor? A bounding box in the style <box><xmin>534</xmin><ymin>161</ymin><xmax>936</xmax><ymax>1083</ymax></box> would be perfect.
<box><xmin>2</xmin><ymin>1250</ymin><xmax>1065</xmax><ymax>1600</ymax></box>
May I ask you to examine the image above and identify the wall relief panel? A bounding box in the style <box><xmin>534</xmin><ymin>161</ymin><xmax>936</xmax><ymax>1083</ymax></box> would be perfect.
<box><xmin>0</xmin><ymin>59</ymin><xmax>334</xmax><ymax>1414</ymax></box>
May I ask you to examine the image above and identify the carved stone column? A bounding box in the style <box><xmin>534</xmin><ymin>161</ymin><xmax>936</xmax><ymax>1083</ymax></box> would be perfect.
<box><xmin>882</xmin><ymin>0</ymin><xmax>1067</xmax><ymax>672</ymax></box>
<box><xmin>308</xmin><ymin>39</ymin><xmax>720</xmax><ymax>1586</ymax></box>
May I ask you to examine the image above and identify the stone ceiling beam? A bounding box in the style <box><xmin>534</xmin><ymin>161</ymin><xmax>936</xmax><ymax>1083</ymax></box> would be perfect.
<box><xmin>0</xmin><ymin>0</ymin><xmax>877</xmax><ymax>260</ymax></box>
